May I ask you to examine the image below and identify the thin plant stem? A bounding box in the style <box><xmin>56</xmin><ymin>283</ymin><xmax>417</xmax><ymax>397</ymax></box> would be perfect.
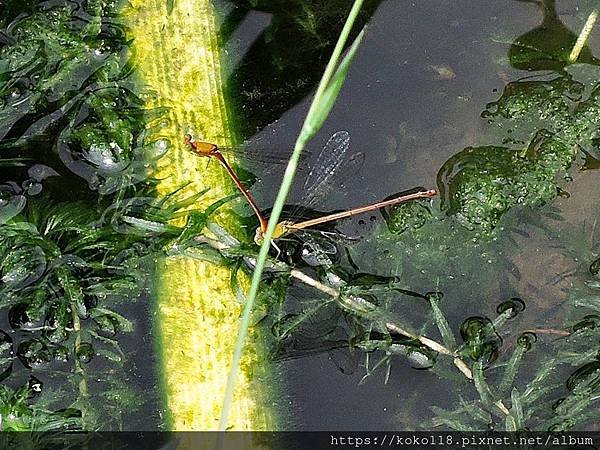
<box><xmin>195</xmin><ymin>231</ymin><xmax>474</xmax><ymax>386</ymax></box>
<box><xmin>495</xmin><ymin>400</ymin><xmax>511</xmax><ymax>416</ymax></box>
<box><xmin>299</xmin><ymin>0</ymin><xmax>366</xmax><ymax>142</ymax></box>
<box><xmin>72</xmin><ymin>307</ymin><xmax>89</xmax><ymax>427</ymax></box>
<box><xmin>569</xmin><ymin>9</ymin><xmax>598</xmax><ymax>63</ymax></box>
<box><xmin>288</xmin><ymin>269</ymin><xmax>472</xmax><ymax>379</ymax></box>
<box><xmin>290</xmin><ymin>268</ymin><xmax>339</xmax><ymax>297</ymax></box>
<box><xmin>523</xmin><ymin>328</ymin><xmax>570</xmax><ymax>337</ymax></box>
<box><xmin>219</xmin><ymin>0</ymin><xmax>366</xmax><ymax>430</ymax></box>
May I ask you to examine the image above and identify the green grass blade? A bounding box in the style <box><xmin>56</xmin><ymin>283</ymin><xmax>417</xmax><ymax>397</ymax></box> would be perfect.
<box><xmin>499</xmin><ymin>343</ymin><xmax>526</xmax><ymax>394</ymax></box>
<box><xmin>298</xmin><ymin>0</ymin><xmax>366</xmax><ymax>143</ymax></box>
<box><xmin>166</xmin><ymin>0</ymin><xmax>175</xmax><ymax>15</ymax></box>
<box><xmin>219</xmin><ymin>0</ymin><xmax>367</xmax><ymax>431</ymax></box>
<box><xmin>510</xmin><ymin>388</ymin><xmax>523</xmax><ymax>430</ymax></box>
<box><xmin>428</xmin><ymin>293</ymin><xmax>457</xmax><ymax>350</ymax></box>
<box><xmin>569</xmin><ymin>9</ymin><xmax>598</xmax><ymax>63</ymax></box>
<box><xmin>305</xmin><ymin>29</ymin><xmax>365</xmax><ymax>135</ymax></box>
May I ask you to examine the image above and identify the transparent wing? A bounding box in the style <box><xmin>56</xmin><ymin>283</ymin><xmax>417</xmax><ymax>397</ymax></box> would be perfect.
<box><xmin>218</xmin><ymin>146</ymin><xmax>300</xmax><ymax>165</ymax></box>
<box><xmin>298</xmin><ymin>231</ymin><xmax>339</xmax><ymax>255</ymax></box>
<box><xmin>300</xmin><ymin>130</ymin><xmax>353</xmax><ymax>210</ymax></box>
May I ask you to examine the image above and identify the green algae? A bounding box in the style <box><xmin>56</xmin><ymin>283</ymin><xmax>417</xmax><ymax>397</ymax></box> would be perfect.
<box><xmin>428</xmin><ymin>67</ymin><xmax>600</xmax><ymax>232</ymax></box>
<box><xmin>382</xmin><ymin>194</ymin><xmax>432</xmax><ymax>236</ymax></box>
<box><xmin>438</xmin><ymin>134</ymin><xmax>574</xmax><ymax>231</ymax></box>
<box><xmin>428</xmin><ymin>2</ymin><xmax>600</xmax><ymax>234</ymax></box>
<box><xmin>0</xmin><ymin>0</ymin><xmax>173</xmax><ymax>431</ymax></box>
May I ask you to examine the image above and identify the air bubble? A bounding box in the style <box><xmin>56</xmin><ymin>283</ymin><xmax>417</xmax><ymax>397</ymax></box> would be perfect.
<box><xmin>0</xmin><ymin>330</ymin><xmax>13</xmax><ymax>382</ymax></box>
<box><xmin>573</xmin><ymin>315</ymin><xmax>600</xmax><ymax>332</ymax></box>
<box><xmin>9</xmin><ymin>303</ymin><xmax>45</xmax><ymax>331</ymax></box>
<box><xmin>76</xmin><ymin>342</ymin><xmax>94</xmax><ymax>364</ymax></box>
<box><xmin>516</xmin><ymin>332</ymin><xmax>536</xmax><ymax>351</ymax></box>
<box><xmin>496</xmin><ymin>297</ymin><xmax>525</xmax><ymax>318</ymax></box>
<box><xmin>589</xmin><ymin>258</ymin><xmax>600</xmax><ymax>278</ymax></box>
<box><xmin>28</xmin><ymin>376</ymin><xmax>43</xmax><ymax>395</ymax></box>
<box><xmin>17</xmin><ymin>340</ymin><xmax>53</xmax><ymax>369</ymax></box>
<box><xmin>566</xmin><ymin>361</ymin><xmax>600</xmax><ymax>392</ymax></box>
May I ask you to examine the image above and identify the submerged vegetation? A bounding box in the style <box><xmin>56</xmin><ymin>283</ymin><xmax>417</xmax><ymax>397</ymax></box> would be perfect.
<box><xmin>0</xmin><ymin>0</ymin><xmax>174</xmax><ymax>431</ymax></box>
<box><xmin>0</xmin><ymin>0</ymin><xmax>598</xmax><ymax>436</ymax></box>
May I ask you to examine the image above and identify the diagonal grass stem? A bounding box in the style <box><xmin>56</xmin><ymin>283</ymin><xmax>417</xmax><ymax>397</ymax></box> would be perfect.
<box><xmin>219</xmin><ymin>0</ymin><xmax>366</xmax><ymax>430</ymax></box>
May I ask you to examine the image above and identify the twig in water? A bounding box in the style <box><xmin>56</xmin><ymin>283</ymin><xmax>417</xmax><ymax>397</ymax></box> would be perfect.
<box><xmin>569</xmin><ymin>9</ymin><xmax>598</xmax><ymax>63</ymax></box>
<box><xmin>289</xmin><ymin>268</ymin><xmax>473</xmax><ymax>379</ymax></box>
<box><xmin>189</xmin><ymin>233</ymin><xmax>474</xmax><ymax>380</ymax></box>
<box><xmin>523</xmin><ymin>328</ymin><xmax>570</xmax><ymax>337</ymax></box>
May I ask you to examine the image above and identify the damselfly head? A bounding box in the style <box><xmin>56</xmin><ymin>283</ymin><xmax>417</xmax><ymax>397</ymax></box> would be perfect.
<box><xmin>184</xmin><ymin>134</ymin><xmax>217</xmax><ymax>157</ymax></box>
<box><xmin>184</xmin><ymin>133</ymin><xmax>195</xmax><ymax>148</ymax></box>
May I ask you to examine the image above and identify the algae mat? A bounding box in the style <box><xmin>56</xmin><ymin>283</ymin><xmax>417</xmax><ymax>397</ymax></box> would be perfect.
<box><xmin>124</xmin><ymin>0</ymin><xmax>273</xmax><ymax>431</ymax></box>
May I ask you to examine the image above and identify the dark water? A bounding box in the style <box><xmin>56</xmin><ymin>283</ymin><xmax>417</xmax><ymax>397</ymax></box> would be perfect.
<box><xmin>222</xmin><ymin>0</ymin><xmax>600</xmax><ymax>430</ymax></box>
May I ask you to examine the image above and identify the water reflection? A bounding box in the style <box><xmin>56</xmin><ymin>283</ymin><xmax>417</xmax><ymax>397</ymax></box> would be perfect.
<box><xmin>222</xmin><ymin>0</ymin><xmax>383</xmax><ymax>137</ymax></box>
<box><xmin>509</xmin><ymin>0</ymin><xmax>599</xmax><ymax>70</ymax></box>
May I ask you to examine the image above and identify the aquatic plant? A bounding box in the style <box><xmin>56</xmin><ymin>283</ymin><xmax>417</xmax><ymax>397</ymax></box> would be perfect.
<box><xmin>430</xmin><ymin>2</ymin><xmax>600</xmax><ymax>233</ymax></box>
<box><xmin>2</xmin><ymin>0</ymin><xmax>599</xmax><ymax>435</ymax></box>
<box><xmin>0</xmin><ymin>0</ymin><xmax>166</xmax><ymax>195</ymax></box>
<box><xmin>0</xmin><ymin>0</ymin><xmax>174</xmax><ymax>431</ymax></box>
<box><xmin>0</xmin><ymin>186</ymin><xmax>214</xmax><ymax>429</ymax></box>
<box><xmin>432</xmin><ymin>64</ymin><xmax>600</xmax><ymax>232</ymax></box>
<box><xmin>429</xmin><ymin>262</ymin><xmax>600</xmax><ymax>431</ymax></box>
<box><xmin>176</xmin><ymin>214</ymin><xmax>600</xmax><ymax>430</ymax></box>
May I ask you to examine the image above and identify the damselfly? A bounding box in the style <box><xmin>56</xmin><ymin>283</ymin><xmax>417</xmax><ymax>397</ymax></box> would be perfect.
<box><xmin>253</xmin><ymin>131</ymin><xmax>437</xmax><ymax>245</ymax></box>
<box><xmin>184</xmin><ymin>134</ymin><xmax>269</xmax><ymax>233</ymax></box>
<box><xmin>255</xmin><ymin>189</ymin><xmax>437</xmax><ymax>243</ymax></box>
<box><xmin>186</xmin><ymin>131</ymin><xmax>436</xmax><ymax>263</ymax></box>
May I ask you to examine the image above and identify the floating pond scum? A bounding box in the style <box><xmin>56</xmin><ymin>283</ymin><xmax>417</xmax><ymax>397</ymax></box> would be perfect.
<box><xmin>123</xmin><ymin>0</ymin><xmax>275</xmax><ymax>431</ymax></box>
